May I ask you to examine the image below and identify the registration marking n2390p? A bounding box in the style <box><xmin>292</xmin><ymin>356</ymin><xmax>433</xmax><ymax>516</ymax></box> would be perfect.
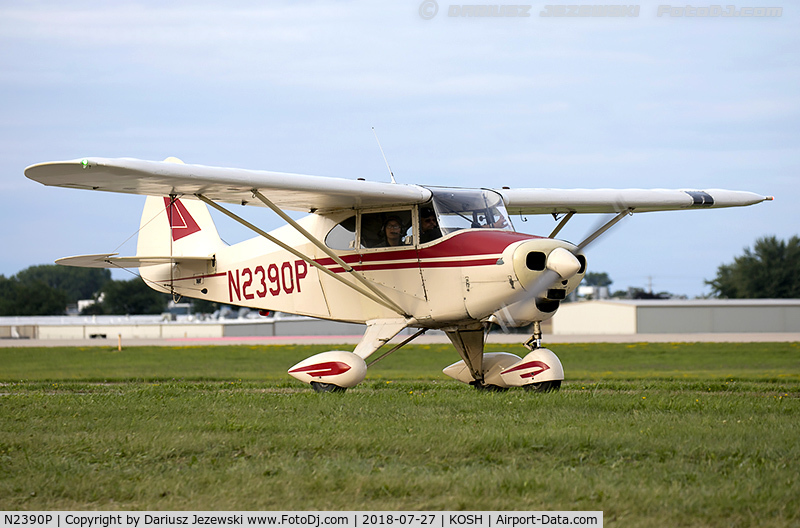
<box><xmin>228</xmin><ymin>260</ymin><xmax>308</xmax><ymax>302</ymax></box>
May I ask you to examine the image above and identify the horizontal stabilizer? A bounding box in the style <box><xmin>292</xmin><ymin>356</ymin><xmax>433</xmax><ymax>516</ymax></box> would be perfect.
<box><xmin>56</xmin><ymin>253</ymin><xmax>214</xmax><ymax>269</ymax></box>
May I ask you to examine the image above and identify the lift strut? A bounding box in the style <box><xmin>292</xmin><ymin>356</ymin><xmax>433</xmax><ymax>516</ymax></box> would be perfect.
<box><xmin>194</xmin><ymin>193</ymin><xmax>409</xmax><ymax>317</ymax></box>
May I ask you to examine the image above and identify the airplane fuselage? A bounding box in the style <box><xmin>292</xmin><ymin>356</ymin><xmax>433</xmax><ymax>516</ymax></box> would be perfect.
<box><xmin>142</xmin><ymin>210</ymin><xmax>585</xmax><ymax>329</ymax></box>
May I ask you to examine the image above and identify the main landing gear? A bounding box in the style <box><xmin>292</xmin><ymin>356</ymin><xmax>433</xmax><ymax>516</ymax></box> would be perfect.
<box><xmin>287</xmin><ymin>321</ymin><xmax>564</xmax><ymax>393</ymax></box>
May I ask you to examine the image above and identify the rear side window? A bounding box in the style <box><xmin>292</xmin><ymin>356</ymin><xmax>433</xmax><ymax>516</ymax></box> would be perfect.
<box><xmin>325</xmin><ymin>215</ymin><xmax>357</xmax><ymax>250</ymax></box>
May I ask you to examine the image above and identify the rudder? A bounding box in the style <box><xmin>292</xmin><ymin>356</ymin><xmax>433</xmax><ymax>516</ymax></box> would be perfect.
<box><xmin>136</xmin><ymin>194</ymin><xmax>225</xmax><ymax>295</ymax></box>
<box><xmin>137</xmin><ymin>195</ymin><xmax>225</xmax><ymax>258</ymax></box>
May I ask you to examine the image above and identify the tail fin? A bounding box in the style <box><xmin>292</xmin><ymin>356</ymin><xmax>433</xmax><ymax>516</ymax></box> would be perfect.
<box><xmin>137</xmin><ymin>194</ymin><xmax>225</xmax><ymax>294</ymax></box>
<box><xmin>136</xmin><ymin>157</ymin><xmax>225</xmax><ymax>258</ymax></box>
<box><xmin>136</xmin><ymin>195</ymin><xmax>225</xmax><ymax>258</ymax></box>
<box><xmin>136</xmin><ymin>158</ymin><xmax>226</xmax><ymax>294</ymax></box>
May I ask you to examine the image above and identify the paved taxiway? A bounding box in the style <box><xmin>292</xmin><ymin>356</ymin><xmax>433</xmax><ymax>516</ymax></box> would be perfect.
<box><xmin>1</xmin><ymin>332</ymin><xmax>798</xmax><ymax>347</ymax></box>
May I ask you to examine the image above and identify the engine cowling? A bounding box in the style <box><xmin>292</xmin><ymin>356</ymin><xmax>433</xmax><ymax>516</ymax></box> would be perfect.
<box><xmin>487</xmin><ymin>239</ymin><xmax>587</xmax><ymax>328</ymax></box>
<box><xmin>288</xmin><ymin>351</ymin><xmax>367</xmax><ymax>388</ymax></box>
<box><xmin>511</xmin><ymin>239</ymin><xmax>586</xmax><ymax>297</ymax></box>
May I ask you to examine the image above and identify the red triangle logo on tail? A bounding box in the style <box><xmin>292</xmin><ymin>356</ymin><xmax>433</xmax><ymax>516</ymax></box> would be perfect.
<box><xmin>164</xmin><ymin>197</ymin><xmax>201</xmax><ymax>241</ymax></box>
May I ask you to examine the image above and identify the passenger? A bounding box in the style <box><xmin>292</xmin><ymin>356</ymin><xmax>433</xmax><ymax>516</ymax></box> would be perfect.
<box><xmin>376</xmin><ymin>216</ymin><xmax>406</xmax><ymax>247</ymax></box>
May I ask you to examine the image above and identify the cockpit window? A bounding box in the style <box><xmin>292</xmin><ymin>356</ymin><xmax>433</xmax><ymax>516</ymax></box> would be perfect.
<box><xmin>361</xmin><ymin>210</ymin><xmax>413</xmax><ymax>248</ymax></box>
<box><xmin>325</xmin><ymin>215</ymin><xmax>357</xmax><ymax>250</ymax></box>
<box><xmin>426</xmin><ymin>188</ymin><xmax>512</xmax><ymax>236</ymax></box>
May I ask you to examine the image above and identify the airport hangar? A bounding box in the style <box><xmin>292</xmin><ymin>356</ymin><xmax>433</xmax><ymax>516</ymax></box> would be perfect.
<box><xmin>550</xmin><ymin>299</ymin><xmax>800</xmax><ymax>335</ymax></box>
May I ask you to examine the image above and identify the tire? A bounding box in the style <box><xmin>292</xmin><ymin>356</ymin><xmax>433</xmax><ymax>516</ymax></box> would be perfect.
<box><xmin>523</xmin><ymin>380</ymin><xmax>561</xmax><ymax>393</ymax></box>
<box><xmin>310</xmin><ymin>382</ymin><xmax>347</xmax><ymax>393</ymax></box>
<box><xmin>470</xmin><ymin>381</ymin><xmax>509</xmax><ymax>392</ymax></box>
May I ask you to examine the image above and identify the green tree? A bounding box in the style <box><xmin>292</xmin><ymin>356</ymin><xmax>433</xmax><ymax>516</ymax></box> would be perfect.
<box><xmin>101</xmin><ymin>277</ymin><xmax>170</xmax><ymax>315</ymax></box>
<box><xmin>190</xmin><ymin>298</ymin><xmax>235</xmax><ymax>314</ymax></box>
<box><xmin>584</xmin><ymin>271</ymin><xmax>613</xmax><ymax>287</ymax></box>
<box><xmin>706</xmin><ymin>235</ymin><xmax>800</xmax><ymax>298</ymax></box>
<box><xmin>14</xmin><ymin>265</ymin><xmax>111</xmax><ymax>303</ymax></box>
<box><xmin>0</xmin><ymin>275</ymin><xmax>69</xmax><ymax>316</ymax></box>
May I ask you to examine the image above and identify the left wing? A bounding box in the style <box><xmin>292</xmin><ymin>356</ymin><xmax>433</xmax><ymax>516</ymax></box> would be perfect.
<box><xmin>495</xmin><ymin>188</ymin><xmax>772</xmax><ymax>215</ymax></box>
<box><xmin>25</xmin><ymin>157</ymin><xmax>431</xmax><ymax>212</ymax></box>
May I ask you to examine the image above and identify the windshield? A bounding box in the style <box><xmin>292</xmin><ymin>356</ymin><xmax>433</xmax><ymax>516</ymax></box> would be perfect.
<box><xmin>426</xmin><ymin>188</ymin><xmax>513</xmax><ymax>235</ymax></box>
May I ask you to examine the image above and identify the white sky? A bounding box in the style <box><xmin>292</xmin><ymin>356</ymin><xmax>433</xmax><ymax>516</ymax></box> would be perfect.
<box><xmin>1</xmin><ymin>1</ymin><xmax>797</xmax><ymax>297</ymax></box>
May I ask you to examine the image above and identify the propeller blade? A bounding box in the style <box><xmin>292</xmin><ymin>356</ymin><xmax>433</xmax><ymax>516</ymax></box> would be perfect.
<box><xmin>490</xmin><ymin>207</ymin><xmax>631</xmax><ymax>331</ymax></box>
<box><xmin>577</xmin><ymin>208</ymin><xmax>631</xmax><ymax>251</ymax></box>
<box><xmin>524</xmin><ymin>268</ymin><xmax>562</xmax><ymax>299</ymax></box>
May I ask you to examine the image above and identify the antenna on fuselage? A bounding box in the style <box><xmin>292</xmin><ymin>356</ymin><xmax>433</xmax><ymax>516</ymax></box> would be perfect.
<box><xmin>372</xmin><ymin>126</ymin><xmax>397</xmax><ymax>184</ymax></box>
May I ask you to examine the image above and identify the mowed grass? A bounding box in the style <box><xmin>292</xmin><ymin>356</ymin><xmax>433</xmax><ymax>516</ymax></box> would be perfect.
<box><xmin>1</xmin><ymin>342</ymin><xmax>799</xmax><ymax>527</ymax></box>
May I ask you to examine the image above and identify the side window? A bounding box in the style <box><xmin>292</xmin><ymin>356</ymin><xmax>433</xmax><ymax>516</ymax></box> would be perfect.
<box><xmin>325</xmin><ymin>215</ymin><xmax>357</xmax><ymax>250</ymax></box>
<box><xmin>360</xmin><ymin>210</ymin><xmax>413</xmax><ymax>248</ymax></box>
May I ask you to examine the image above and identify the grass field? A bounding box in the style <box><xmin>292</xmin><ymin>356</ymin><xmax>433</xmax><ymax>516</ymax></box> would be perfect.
<box><xmin>1</xmin><ymin>342</ymin><xmax>799</xmax><ymax>526</ymax></box>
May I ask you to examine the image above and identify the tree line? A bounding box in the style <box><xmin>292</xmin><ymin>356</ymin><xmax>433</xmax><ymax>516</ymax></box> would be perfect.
<box><xmin>0</xmin><ymin>266</ymin><xmax>212</xmax><ymax>316</ymax></box>
<box><xmin>1</xmin><ymin>236</ymin><xmax>797</xmax><ymax>316</ymax></box>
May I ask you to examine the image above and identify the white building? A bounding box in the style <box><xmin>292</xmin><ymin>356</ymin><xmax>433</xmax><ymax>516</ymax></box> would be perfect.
<box><xmin>551</xmin><ymin>299</ymin><xmax>800</xmax><ymax>334</ymax></box>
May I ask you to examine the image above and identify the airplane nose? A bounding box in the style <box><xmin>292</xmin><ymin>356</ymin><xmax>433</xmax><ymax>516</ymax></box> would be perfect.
<box><xmin>546</xmin><ymin>247</ymin><xmax>582</xmax><ymax>279</ymax></box>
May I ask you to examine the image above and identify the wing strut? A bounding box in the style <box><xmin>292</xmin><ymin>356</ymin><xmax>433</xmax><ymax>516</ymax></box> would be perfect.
<box><xmin>548</xmin><ymin>212</ymin><xmax>574</xmax><ymax>238</ymax></box>
<box><xmin>167</xmin><ymin>194</ymin><xmax>178</xmax><ymax>301</ymax></box>
<box><xmin>194</xmin><ymin>194</ymin><xmax>410</xmax><ymax>317</ymax></box>
<box><xmin>250</xmin><ymin>189</ymin><xmax>409</xmax><ymax>316</ymax></box>
<box><xmin>577</xmin><ymin>208</ymin><xmax>632</xmax><ymax>250</ymax></box>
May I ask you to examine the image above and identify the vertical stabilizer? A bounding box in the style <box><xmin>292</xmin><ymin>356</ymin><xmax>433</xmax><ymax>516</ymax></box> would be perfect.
<box><xmin>137</xmin><ymin>194</ymin><xmax>225</xmax><ymax>293</ymax></box>
<box><xmin>137</xmin><ymin>195</ymin><xmax>224</xmax><ymax>258</ymax></box>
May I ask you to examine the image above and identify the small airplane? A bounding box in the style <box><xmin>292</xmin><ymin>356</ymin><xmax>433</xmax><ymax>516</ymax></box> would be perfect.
<box><xmin>25</xmin><ymin>156</ymin><xmax>772</xmax><ymax>392</ymax></box>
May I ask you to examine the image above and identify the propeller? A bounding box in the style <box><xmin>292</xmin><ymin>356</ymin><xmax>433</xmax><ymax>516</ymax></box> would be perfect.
<box><xmin>529</xmin><ymin>209</ymin><xmax>630</xmax><ymax>295</ymax></box>
<box><xmin>489</xmin><ymin>207</ymin><xmax>632</xmax><ymax>332</ymax></box>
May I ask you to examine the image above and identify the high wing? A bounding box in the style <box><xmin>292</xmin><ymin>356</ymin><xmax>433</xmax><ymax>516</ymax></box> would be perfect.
<box><xmin>25</xmin><ymin>157</ymin><xmax>771</xmax><ymax>214</ymax></box>
<box><xmin>25</xmin><ymin>157</ymin><xmax>431</xmax><ymax>212</ymax></box>
<box><xmin>495</xmin><ymin>188</ymin><xmax>771</xmax><ymax>214</ymax></box>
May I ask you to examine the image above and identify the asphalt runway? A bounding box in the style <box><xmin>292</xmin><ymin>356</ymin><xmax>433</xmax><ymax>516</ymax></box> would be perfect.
<box><xmin>2</xmin><ymin>332</ymin><xmax>798</xmax><ymax>347</ymax></box>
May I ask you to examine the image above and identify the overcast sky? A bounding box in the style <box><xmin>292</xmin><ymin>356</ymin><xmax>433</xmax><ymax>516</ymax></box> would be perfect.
<box><xmin>2</xmin><ymin>1</ymin><xmax>797</xmax><ymax>297</ymax></box>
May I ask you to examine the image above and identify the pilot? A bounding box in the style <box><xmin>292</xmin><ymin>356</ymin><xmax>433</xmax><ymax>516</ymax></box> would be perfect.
<box><xmin>419</xmin><ymin>208</ymin><xmax>442</xmax><ymax>243</ymax></box>
<box><xmin>484</xmin><ymin>211</ymin><xmax>508</xmax><ymax>229</ymax></box>
<box><xmin>377</xmin><ymin>216</ymin><xmax>406</xmax><ymax>247</ymax></box>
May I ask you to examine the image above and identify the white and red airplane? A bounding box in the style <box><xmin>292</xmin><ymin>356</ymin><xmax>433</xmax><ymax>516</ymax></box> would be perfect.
<box><xmin>25</xmin><ymin>157</ymin><xmax>771</xmax><ymax>392</ymax></box>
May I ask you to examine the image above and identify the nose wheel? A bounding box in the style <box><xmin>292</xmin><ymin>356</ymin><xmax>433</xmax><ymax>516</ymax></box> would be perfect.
<box><xmin>519</xmin><ymin>321</ymin><xmax>563</xmax><ymax>393</ymax></box>
<box><xmin>442</xmin><ymin>322</ymin><xmax>564</xmax><ymax>391</ymax></box>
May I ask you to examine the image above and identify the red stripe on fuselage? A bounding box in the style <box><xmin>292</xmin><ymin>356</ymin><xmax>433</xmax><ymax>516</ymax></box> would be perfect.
<box><xmin>315</xmin><ymin>230</ymin><xmax>539</xmax><ymax>272</ymax></box>
<box><xmin>326</xmin><ymin>258</ymin><xmax>501</xmax><ymax>274</ymax></box>
<box><xmin>418</xmin><ymin>230</ymin><xmax>539</xmax><ymax>259</ymax></box>
<box><xmin>157</xmin><ymin>231</ymin><xmax>541</xmax><ymax>285</ymax></box>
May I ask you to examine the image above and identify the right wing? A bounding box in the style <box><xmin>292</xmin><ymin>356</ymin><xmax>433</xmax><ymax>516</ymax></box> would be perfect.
<box><xmin>25</xmin><ymin>157</ymin><xmax>431</xmax><ymax>213</ymax></box>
